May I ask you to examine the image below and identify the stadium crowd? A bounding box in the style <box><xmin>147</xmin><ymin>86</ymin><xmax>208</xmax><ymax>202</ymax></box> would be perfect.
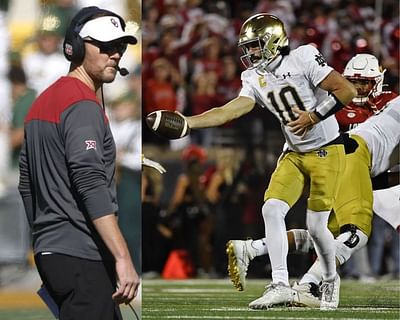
<box><xmin>142</xmin><ymin>0</ymin><xmax>399</xmax><ymax>282</ymax></box>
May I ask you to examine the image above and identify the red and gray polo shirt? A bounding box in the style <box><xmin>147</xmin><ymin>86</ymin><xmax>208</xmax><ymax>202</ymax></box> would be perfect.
<box><xmin>19</xmin><ymin>76</ymin><xmax>117</xmax><ymax>261</ymax></box>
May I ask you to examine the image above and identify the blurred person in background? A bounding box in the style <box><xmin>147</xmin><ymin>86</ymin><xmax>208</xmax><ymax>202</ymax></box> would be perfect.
<box><xmin>368</xmin><ymin>212</ymin><xmax>400</xmax><ymax>280</ymax></box>
<box><xmin>189</xmin><ymin>71</ymin><xmax>219</xmax><ymax>146</ymax></box>
<box><xmin>22</xmin><ymin>9</ymin><xmax>69</xmax><ymax>95</ymax></box>
<box><xmin>217</xmin><ymin>55</ymin><xmax>242</xmax><ymax>104</ymax></box>
<box><xmin>144</xmin><ymin>57</ymin><xmax>182</xmax><ymax>115</ymax></box>
<box><xmin>143</xmin><ymin>57</ymin><xmax>183</xmax><ymax>145</ymax></box>
<box><xmin>110</xmin><ymin>89</ymin><xmax>142</xmax><ymax>274</ymax></box>
<box><xmin>165</xmin><ymin>144</ymin><xmax>213</xmax><ymax>277</ymax></box>
<box><xmin>206</xmin><ymin>147</ymin><xmax>247</xmax><ymax>276</ymax></box>
<box><xmin>142</xmin><ymin>164</ymin><xmax>172</xmax><ymax>279</ymax></box>
<box><xmin>7</xmin><ymin>65</ymin><xmax>36</xmax><ymax>170</ymax></box>
<box><xmin>18</xmin><ymin>7</ymin><xmax>140</xmax><ymax>319</ymax></box>
<box><xmin>0</xmin><ymin>4</ymin><xmax>10</xmax><ymax>195</ymax></box>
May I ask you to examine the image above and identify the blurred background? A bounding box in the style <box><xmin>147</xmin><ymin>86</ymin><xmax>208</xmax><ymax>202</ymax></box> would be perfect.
<box><xmin>142</xmin><ymin>0</ymin><xmax>399</xmax><ymax>283</ymax></box>
<box><xmin>0</xmin><ymin>0</ymin><xmax>141</xmax><ymax>318</ymax></box>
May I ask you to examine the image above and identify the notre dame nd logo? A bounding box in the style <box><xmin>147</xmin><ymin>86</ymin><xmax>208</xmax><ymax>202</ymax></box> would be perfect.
<box><xmin>316</xmin><ymin>149</ymin><xmax>328</xmax><ymax>157</ymax></box>
<box><xmin>314</xmin><ymin>53</ymin><xmax>327</xmax><ymax>67</ymax></box>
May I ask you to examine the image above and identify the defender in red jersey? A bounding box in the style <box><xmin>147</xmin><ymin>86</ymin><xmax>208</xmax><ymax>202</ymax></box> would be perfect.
<box><xmin>336</xmin><ymin>53</ymin><xmax>398</xmax><ymax>131</ymax></box>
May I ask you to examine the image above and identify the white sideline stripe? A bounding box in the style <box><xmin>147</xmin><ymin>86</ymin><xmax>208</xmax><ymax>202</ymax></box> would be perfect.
<box><xmin>144</xmin><ymin>279</ymin><xmax>231</xmax><ymax>285</ymax></box>
<box><xmin>143</xmin><ymin>306</ymin><xmax>397</xmax><ymax>312</ymax></box>
<box><xmin>143</xmin><ymin>317</ymin><xmax>310</xmax><ymax>319</ymax></box>
<box><xmin>143</xmin><ymin>318</ymin><xmax>372</xmax><ymax>320</ymax></box>
<box><xmin>160</xmin><ymin>288</ymin><xmax>234</xmax><ymax>293</ymax></box>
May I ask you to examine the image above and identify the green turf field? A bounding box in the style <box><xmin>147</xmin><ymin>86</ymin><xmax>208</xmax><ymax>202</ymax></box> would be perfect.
<box><xmin>142</xmin><ymin>278</ymin><xmax>400</xmax><ymax>319</ymax></box>
<box><xmin>0</xmin><ymin>279</ymin><xmax>398</xmax><ymax>319</ymax></box>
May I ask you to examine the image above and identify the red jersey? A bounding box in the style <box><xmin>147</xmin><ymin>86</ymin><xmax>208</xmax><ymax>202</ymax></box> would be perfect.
<box><xmin>335</xmin><ymin>91</ymin><xmax>398</xmax><ymax>132</ymax></box>
<box><xmin>144</xmin><ymin>79</ymin><xmax>178</xmax><ymax>114</ymax></box>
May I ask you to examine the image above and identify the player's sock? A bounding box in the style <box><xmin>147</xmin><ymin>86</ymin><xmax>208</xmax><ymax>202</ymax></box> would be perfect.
<box><xmin>299</xmin><ymin>260</ymin><xmax>323</xmax><ymax>285</ymax></box>
<box><xmin>251</xmin><ymin>238</ymin><xmax>269</xmax><ymax>256</ymax></box>
<box><xmin>263</xmin><ymin>198</ymin><xmax>290</xmax><ymax>285</ymax></box>
<box><xmin>307</xmin><ymin>209</ymin><xmax>337</xmax><ymax>281</ymax></box>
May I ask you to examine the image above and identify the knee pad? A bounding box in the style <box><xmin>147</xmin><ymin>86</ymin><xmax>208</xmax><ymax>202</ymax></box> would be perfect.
<box><xmin>335</xmin><ymin>228</ymin><xmax>368</xmax><ymax>265</ymax></box>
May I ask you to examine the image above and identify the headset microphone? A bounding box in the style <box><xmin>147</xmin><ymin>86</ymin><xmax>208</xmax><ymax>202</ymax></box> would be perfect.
<box><xmin>117</xmin><ymin>66</ymin><xmax>129</xmax><ymax>76</ymax></box>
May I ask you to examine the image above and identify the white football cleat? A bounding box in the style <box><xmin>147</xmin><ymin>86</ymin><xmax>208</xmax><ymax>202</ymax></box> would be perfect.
<box><xmin>292</xmin><ymin>281</ymin><xmax>321</xmax><ymax>307</ymax></box>
<box><xmin>320</xmin><ymin>274</ymin><xmax>340</xmax><ymax>310</ymax></box>
<box><xmin>248</xmin><ymin>282</ymin><xmax>296</xmax><ymax>309</ymax></box>
<box><xmin>226</xmin><ymin>239</ymin><xmax>256</xmax><ymax>291</ymax></box>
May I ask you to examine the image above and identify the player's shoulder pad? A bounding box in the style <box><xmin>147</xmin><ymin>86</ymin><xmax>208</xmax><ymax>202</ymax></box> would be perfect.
<box><xmin>240</xmin><ymin>68</ymin><xmax>253</xmax><ymax>81</ymax></box>
<box><xmin>291</xmin><ymin>44</ymin><xmax>320</xmax><ymax>60</ymax></box>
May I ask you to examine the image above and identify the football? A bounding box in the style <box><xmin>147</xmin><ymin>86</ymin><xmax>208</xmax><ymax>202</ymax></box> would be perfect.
<box><xmin>145</xmin><ymin>110</ymin><xmax>190</xmax><ymax>139</ymax></box>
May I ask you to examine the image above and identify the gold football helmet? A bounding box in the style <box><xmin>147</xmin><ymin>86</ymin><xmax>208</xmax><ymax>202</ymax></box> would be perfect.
<box><xmin>238</xmin><ymin>13</ymin><xmax>288</xmax><ymax>72</ymax></box>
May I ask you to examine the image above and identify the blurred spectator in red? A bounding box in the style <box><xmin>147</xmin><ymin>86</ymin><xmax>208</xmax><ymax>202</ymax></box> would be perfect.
<box><xmin>144</xmin><ymin>57</ymin><xmax>182</xmax><ymax>115</ymax></box>
<box><xmin>189</xmin><ymin>71</ymin><xmax>219</xmax><ymax>145</ymax></box>
<box><xmin>217</xmin><ymin>55</ymin><xmax>241</xmax><ymax>104</ymax></box>
<box><xmin>190</xmin><ymin>71</ymin><xmax>219</xmax><ymax>115</ymax></box>
<box><xmin>254</xmin><ymin>0</ymin><xmax>295</xmax><ymax>32</ymax></box>
<box><xmin>328</xmin><ymin>37</ymin><xmax>353</xmax><ymax>73</ymax></box>
<box><xmin>191</xmin><ymin>36</ymin><xmax>224</xmax><ymax>78</ymax></box>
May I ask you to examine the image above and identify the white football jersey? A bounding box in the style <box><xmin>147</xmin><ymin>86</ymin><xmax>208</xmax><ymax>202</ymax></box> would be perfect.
<box><xmin>239</xmin><ymin>45</ymin><xmax>340</xmax><ymax>152</ymax></box>
<box><xmin>373</xmin><ymin>185</ymin><xmax>400</xmax><ymax>231</ymax></box>
<box><xmin>350</xmin><ymin>96</ymin><xmax>400</xmax><ymax>177</ymax></box>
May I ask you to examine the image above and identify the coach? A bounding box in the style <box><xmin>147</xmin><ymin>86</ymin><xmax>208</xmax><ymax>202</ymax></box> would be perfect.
<box><xmin>18</xmin><ymin>6</ymin><xmax>139</xmax><ymax>319</ymax></box>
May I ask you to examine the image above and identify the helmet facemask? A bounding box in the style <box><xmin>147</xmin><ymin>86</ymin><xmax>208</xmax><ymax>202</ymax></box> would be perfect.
<box><xmin>347</xmin><ymin>77</ymin><xmax>381</xmax><ymax>106</ymax></box>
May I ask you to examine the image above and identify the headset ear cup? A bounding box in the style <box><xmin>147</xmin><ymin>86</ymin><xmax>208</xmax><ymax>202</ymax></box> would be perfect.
<box><xmin>63</xmin><ymin>26</ymin><xmax>85</xmax><ymax>64</ymax></box>
<box><xmin>63</xmin><ymin>32</ymin><xmax>73</xmax><ymax>62</ymax></box>
<box><xmin>72</xmin><ymin>35</ymin><xmax>85</xmax><ymax>64</ymax></box>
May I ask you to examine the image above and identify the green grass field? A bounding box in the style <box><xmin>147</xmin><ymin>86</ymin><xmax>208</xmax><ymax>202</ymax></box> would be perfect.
<box><xmin>0</xmin><ymin>278</ymin><xmax>398</xmax><ymax>319</ymax></box>
<box><xmin>142</xmin><ymin>278</ymin><xmax>400</xmax><ymax>319</ymax></box>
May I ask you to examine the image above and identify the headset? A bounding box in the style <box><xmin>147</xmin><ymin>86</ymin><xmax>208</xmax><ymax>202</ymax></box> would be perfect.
<box><xmin>63</xmin><ymin>6</ymin><xmax>127</xmax><ymax>65</ymax></box>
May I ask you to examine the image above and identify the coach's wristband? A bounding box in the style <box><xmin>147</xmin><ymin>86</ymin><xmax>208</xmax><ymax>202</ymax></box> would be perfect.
<box><xmin>314</xmin><ymin>94</ymin><xmax>345</xmax><ymax>120</ymax></box>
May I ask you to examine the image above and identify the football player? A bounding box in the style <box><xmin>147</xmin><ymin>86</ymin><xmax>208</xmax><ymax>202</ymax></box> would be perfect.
<box><xmin>227</xmin><ymin>93</ymin><xmax>400</xmax><ymax>307</ymax></box>
<box><xmin>337</xmin><ymin>53</ymin><xmax>397</xmax><ymax>132</ymax></box>
<box><xmin>182</xmin><ymin>13</ymin><xmax>356</xmax><ymax>310</ymax></box>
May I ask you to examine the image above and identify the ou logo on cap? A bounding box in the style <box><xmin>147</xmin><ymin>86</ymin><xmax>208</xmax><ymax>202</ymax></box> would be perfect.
<box><xmin>110</xmin><ymin>17</ymin><xmax>119</xmax><ymax>28</ymax></box>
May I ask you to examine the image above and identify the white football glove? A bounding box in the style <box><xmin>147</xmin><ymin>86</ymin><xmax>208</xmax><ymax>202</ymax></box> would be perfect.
<box><xmin>142</xmin><ymin>155</ymin><xmax>166</xmax><ymax>174</ymax></box>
